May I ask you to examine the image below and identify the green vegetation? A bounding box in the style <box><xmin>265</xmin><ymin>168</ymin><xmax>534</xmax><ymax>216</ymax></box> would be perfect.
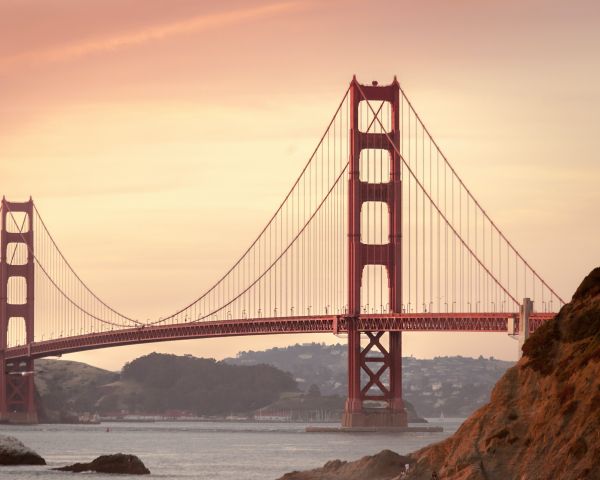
<box><xmin>35</xmin><ymin>353</ymin><xmax>297</xmax><ymax>420</ymax></box>
<box><xmin>115</xmin><ymin>353</ymin><xmax>297</xmax><ymax>415</ymax></box>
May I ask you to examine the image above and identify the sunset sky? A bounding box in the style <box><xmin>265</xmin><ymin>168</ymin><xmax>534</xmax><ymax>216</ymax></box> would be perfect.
<box><xmin>1</xmin><ymin>0</ymin><xmax>599</xmax><ymax>370</ymax></box>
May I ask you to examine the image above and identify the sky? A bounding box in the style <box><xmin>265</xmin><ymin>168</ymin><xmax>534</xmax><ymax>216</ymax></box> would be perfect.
<box><xmin>1</xmin><ymin>0</ymin><xmax>599</xmax><ymax>371</ymax></box>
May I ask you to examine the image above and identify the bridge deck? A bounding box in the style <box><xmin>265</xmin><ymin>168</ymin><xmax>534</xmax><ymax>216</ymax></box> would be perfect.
<box><xmin>3</xmin><ymin>312</ymin><xmax>555</xmax><ymax>360</ymax></box>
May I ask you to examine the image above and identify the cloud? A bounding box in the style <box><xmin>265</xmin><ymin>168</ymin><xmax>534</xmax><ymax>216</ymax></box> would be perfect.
<box><xmin>1</xmin><ymin>2</ymin><xmax>302</xmax><ymax>70</ymax></box>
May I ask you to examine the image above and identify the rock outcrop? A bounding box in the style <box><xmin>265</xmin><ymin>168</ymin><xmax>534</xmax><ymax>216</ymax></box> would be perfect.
<box><xmin>0</xmin><ymin>435</ymin><xmax>46</xmax><ymax>465</ymax></box>
<box><xmin>405</xmin><ymin>267</ymin><xmax>600</xmax><ymax>480</ymax></box>
<box><xmin>280</xmin><ymin>267</ymin><xmax>600</xmax><ymax>480</ymax></box>
<box><xmin>54</xmin><ymin>453</ymin><xmax>150</xmax><ymax>474</ymax></box>
<box><xmin>278</xmin><ymin>449</ymin><xmax>413</xmax><ymax>480</ymax></box>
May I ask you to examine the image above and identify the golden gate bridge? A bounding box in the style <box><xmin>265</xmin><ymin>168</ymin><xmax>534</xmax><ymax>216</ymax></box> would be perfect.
<box><xmin>0</xmin><ymin>77</ymin><xmax>563</xmax><ymax>425</ymax></box>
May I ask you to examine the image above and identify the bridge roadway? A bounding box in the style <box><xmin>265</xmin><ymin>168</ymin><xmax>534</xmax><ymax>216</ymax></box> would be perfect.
<box><xmin>4</xmin><ymin>312</ymin><xmax>554</xmax><ymax>361</ymax></box>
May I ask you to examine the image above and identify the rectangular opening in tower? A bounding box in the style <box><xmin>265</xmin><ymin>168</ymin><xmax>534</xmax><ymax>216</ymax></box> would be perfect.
<box><xmin>7</xmin><ymin>317</ymin><xmax>26</xmax><ymax>347</ymax></box>
<box><xmin>361</xmin><ymin>202</ymin><xmax>389</xmax><ymax>245</ymax></box>
<box><xmin>6</xmin><ymin>242</ymin><xmax>28</xmax><ymax>265</ymax></box>
<box><xmin>5</xmin><ymin>211</ymin><xmax>29</xmax><ymax>233</ymax></box>
<box><xmin>360</xmin><ymin>265</ymin><xmax>390</xmax><ymax>314</ymax></box>
<box><xmin>359</xmin><ymin>149</ymin><xmax>391</xmax><ymax>183</ymax></box>
<box><xmin>358</xmin><ymin>100</ymin><xmax>392</xmax><ymax>133</ymax></box>
<box><xmin>7</xmin><ymin>276</ymin><xmax>27</xmax><ymax>305</ymax></box>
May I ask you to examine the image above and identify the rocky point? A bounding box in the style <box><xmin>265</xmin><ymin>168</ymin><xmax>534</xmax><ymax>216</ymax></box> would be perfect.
<box><xmin>279</xmin><ymin>267</ymin><xmax>600</xmax><ymax>480</ymax></box>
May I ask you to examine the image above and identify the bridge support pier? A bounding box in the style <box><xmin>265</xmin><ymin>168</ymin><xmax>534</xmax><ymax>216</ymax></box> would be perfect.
<box><xmin>518</xmin><ymin>298</ymin><xmax>533</xmax><ymax>358</ymax></box>
<box><xmin>0</xmin><ymin>198</ymin><xmax>38</xmax><ymax>424</ymax></box>
<box><xmin>342</xmin><ymin>77</ymin><xmax>406</xmax><ymax>428</ymax></box>
<box><xmin>342</xmin><ymin>326</ymin><xmax>407</xmax><ymax>428</ymax></box>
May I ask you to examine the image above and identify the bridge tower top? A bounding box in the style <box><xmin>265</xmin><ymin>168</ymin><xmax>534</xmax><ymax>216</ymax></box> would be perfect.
<box><xmin>348</xmin><ymin>76</ymin><xmax>402</xmax><ymax>315</ymax></box>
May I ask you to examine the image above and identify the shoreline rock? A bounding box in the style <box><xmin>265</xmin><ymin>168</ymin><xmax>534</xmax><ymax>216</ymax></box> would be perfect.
<box><xmin>53</xmin><ymin>453</ymin><xmax>150</xmax><ymax>474</ymax></box>
<box><xmin>0</xmin><ymin>435</ymin><xmax>46</xmax><ymax>465</ymax></box>
<box><xmin>277</xmin><ymin>450</ymin><xmax>413</xmax><ymax>480</ymax></box>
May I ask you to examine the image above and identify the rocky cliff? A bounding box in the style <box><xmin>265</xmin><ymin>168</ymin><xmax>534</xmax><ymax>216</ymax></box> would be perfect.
<box><xmin>279</xmin><ymin>267</ymin><xmax>600</xmax><ymax>480</ymax></box>
<box><xmin>405</xmin><ymin>267</ymin><xmax>600</xmax><ymax>480</ymax></box>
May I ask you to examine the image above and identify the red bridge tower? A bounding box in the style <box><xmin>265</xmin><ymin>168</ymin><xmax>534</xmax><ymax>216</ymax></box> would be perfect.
<box><xmin>0</xmin><ymin>198</ymin><xmax>38</xmax><ymax>424</ymax></box>
<box><xmin>343</xmin><ymin>77</ymin><xmax>407</xmax><ymax>428</ymax></box>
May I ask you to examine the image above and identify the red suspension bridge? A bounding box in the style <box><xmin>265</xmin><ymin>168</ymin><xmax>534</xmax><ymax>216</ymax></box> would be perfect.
<box><xmin>0</xmin><ymin>77</ymin><xmax>563</xmax><ymax>425</ymax></box>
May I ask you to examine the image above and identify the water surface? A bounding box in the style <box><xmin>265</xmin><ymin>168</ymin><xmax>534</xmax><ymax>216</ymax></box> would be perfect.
<box><xmin>1</xmin><ymin>419</ymin><xmax>464</xmax><ymax>479</ymax></box>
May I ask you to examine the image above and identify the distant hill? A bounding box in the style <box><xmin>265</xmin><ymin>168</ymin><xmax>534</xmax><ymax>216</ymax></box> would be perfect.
<box><xmin>35</xmin><ymin>358</ymin><xmax>118</xmax><ymax>422</ymax></box>
<box><xmin>113</xmin><ymin>352</ymin><xmax>296</xmax><ymax>415</ymax></box>
<box><xmin>34</xmin><ymin>353</ymin><xmax>296</xmax><ymax>420</ymax></box>
<box><xmin>34</xmin><ymin>346</ymin><xmax>516</xmax><ymax>421</ymax></box>
<box><xmin>226</xmin><ymin>344</ymin><xmax>514</xmax><ymax>417</ymax></box>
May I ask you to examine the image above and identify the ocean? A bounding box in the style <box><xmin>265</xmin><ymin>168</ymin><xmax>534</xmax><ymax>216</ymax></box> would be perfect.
<box><xmin>0</xmin><ymin>419</ymin><xmax>464</xmax><ymax>479</ymax></box>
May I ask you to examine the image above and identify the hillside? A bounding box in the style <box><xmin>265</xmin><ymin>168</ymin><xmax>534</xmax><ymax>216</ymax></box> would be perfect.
<box><xmin>112</xmin><ymin>353</ymin><xmax>296</xmax><ymax>415</ymax></box>
<box><xmin>33</xmin><ymin>347</ymin><xmax>516</xmax><ymax>422</ymax></box>
<box><xmin>34</xmin><ymin>354</ymin><xmax>424</xmax><ymax>423</ymax></box>
<box><xmin>34</xmin><ymin>353</ymin><xmax>297</xmax><ymax>419</ymax></box>
<box><xmin>226</xmin><ymin>344</ymin><xmax>514</xmax><ymax>417</ymax></box>
<box><xmin>279</xmin><ymin>267</ymin><xmax>600</xmax><ymax>480</ymax></box>
<box><xmin>35</xmin><ymin>359</ymin><xmax>118</xmax><ymax>422</ymax></box>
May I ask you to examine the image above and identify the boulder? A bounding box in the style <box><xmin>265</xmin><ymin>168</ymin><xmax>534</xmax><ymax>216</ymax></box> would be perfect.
<box><xmin>0</xmin><ymin>435</ymin><xmax>46</xmax><ymax>465</ymax></box>
<box><xmin>278</xmin><ymin>449</ymin><xmax>413</xmax><ymax>480</ymax></box>
<box><xmin>54</xmin><ymin>453</ymin><xmax>149</xmax><ymax>474</ymax></box>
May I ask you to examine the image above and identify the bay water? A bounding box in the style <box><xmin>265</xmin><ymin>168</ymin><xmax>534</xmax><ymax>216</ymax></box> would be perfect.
<box><xmin>0</xmin><ymin>419</ymin><xmax>464</xmax><ymax>479</ymax></box>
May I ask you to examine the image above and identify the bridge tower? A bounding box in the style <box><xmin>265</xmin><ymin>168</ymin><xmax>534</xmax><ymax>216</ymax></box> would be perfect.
<box><xmin>343</xmin><ymin>77</ymin><xmax>407</xmax><ymax>428</ymax></box>
<box><xmin>0</xmin><ymin>198</ymin><xmax>38</xmax><ymax>424</ymax></box>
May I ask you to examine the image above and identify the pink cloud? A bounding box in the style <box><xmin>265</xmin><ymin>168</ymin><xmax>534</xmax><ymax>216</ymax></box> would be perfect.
<box><xmin>1</xmin><ymin>2</ymin><xmax>302</xmax><ymax>70</ymax></box>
